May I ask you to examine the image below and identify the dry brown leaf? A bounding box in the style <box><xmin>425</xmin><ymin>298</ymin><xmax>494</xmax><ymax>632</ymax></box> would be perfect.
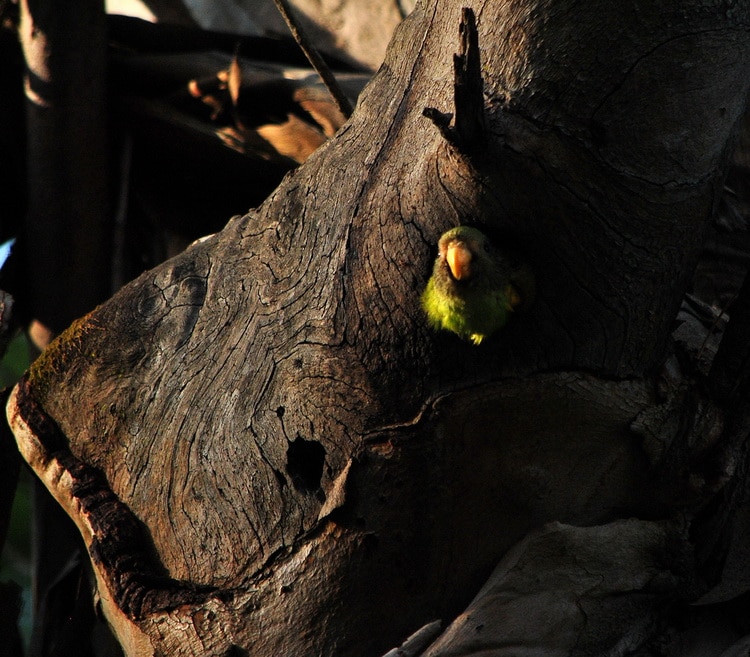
<box><xmin>256</xmin><ymin>113</ymin><xmax>326</xmax><ymax>163</ymax></box>
<box><xmin>227</xmin><ymin>54</ymin><xmax>242</xmax><ymax>108</ymax></box>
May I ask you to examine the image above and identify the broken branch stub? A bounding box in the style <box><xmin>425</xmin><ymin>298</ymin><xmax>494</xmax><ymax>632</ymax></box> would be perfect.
<box><xmin>423</xmin><ymin>7</ymin><xmax>485</xmax><ymax>152</ymax></box>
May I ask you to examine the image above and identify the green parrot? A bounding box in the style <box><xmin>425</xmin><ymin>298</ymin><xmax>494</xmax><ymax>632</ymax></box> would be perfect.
<box><xmin>420</xmin><ymin>226</ymin><xmax>534</xmax><ymax>345</ymax></box>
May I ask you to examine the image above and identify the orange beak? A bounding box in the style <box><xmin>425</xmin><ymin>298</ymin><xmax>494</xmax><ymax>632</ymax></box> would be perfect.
<box><xmin>446</xmin><ymin>242</ymin><xmax>473</xmax><ymax>281</ymax></box>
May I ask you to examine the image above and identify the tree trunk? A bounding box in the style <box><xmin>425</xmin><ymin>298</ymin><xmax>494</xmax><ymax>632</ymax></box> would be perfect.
<box><xmin>7</xmin><ymin>1</ymin><xmax>750</xmax><ymax>655</ymax></box>
<box><xmin>19</xmin><ymin>0</ymin><xmax>110</xmax><ymax>339</ymax></box>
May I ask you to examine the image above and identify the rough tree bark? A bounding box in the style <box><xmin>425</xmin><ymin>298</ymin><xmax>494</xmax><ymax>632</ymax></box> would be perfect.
<box><xmin>7</xmin><ymin>1</ymin><xmax>750</xmax><ymax>655</ymax></box>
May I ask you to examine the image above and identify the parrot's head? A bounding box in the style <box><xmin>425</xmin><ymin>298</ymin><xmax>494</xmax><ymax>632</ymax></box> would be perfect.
<box><xmin>436</xmin><ymin>226</ymin><xmax>497</xmax><ymax>287</ymax></box>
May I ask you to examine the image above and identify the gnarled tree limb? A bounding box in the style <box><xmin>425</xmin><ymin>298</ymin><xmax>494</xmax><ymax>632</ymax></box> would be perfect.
<box><xmin>7</xmin><ymin>2</ymin><xmax>750</xmax><ymax>655</ymax></box>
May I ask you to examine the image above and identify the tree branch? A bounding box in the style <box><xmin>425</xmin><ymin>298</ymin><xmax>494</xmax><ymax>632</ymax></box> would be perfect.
<box><xmin>271</xmin><ymin>0</ymin><xmax>354</xmax><ymax>119</ymax></box>
<box><xmin>381</xmin><ymin>620</ymin><xmax>443</xmax><ymax>657</ymax></box>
